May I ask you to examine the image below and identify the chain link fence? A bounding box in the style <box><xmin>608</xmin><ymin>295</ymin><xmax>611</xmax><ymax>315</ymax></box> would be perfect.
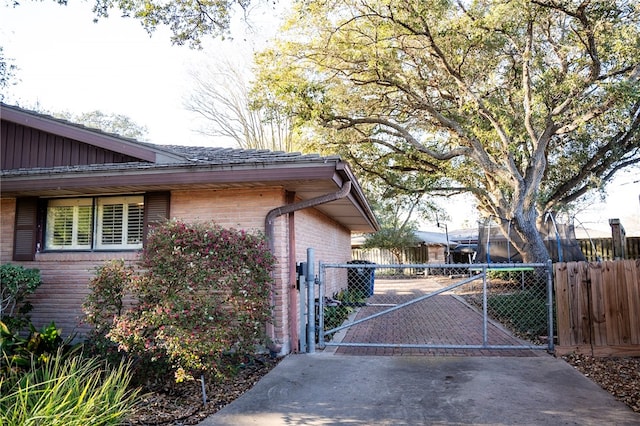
<box><xmin>318</xmin><ymin>262</ymin><xmax>553</xmax><ymax>352</ymax></box>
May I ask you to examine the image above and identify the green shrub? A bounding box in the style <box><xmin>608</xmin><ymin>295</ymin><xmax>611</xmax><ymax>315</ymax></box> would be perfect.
<box><xmin>1</xmin><ymin>320</ymin><xmax>71</xmax><ymax>380</ymax></box>
<box><xmin>321</xmin><ymin>290</ymin><xmax>365</xmax><ymax>341</ymax></box>
<box><xmin>85</xmin><ymin>220</ymin><xmax>276</xmax><ymax>382</ymax></box>
<box><xmin>0</xmin><ymin>264</ymin><xmax>41</xmax><ymax>329</ymax></box>
<box><xmin>0</xmin><ymin>348</ymin><xmax>140</xmax><ymax>426</ymax></box>
<box><xmin>82</xmin><ymin>260</ymin><xmax>134</xmax><ymax>364</ymax></box>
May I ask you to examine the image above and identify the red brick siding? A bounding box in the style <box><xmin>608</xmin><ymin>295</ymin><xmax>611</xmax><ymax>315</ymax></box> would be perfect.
<box><xmin>170</xmin><ymin>188</ymin><xmax>292</xmax><ymax>352</ymax></box>
<box><xmin>295</xmin><ymin>207</ymin><xmax>351</xmax><ymax>298</ymax></box>
<box><xmin>1</xmin><ymin>190</ymin><xmax>355</xmax><ymax>354</ymax></box>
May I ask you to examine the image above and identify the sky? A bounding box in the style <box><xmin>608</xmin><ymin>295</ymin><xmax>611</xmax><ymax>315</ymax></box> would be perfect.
<box><xmin>1</xmin><ymin>1</ymin><xmax>639</xmax><ymax>235</ymax></box>
<box><xmin>0</xmin><ymin>0</ymin><xmax>280</xmax><ymax>146</ymax></box>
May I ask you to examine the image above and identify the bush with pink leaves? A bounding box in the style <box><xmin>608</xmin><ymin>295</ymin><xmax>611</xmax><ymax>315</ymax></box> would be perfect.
<box><xmin>84</xmin><ymin>220</ymin><xmax>275</xmax><ymax>382</ymax></box>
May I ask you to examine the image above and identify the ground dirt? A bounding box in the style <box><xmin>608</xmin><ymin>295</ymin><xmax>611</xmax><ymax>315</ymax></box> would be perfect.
<box><xmin>124</xmin><ymin>354</ymin><xmax>638</xmax><ymax>425</ymax></box>
<box><xmin>124</xmin><ymin>356</ymin><xmax>281</xmax><ymax>425</ymax></box>
<box><xmin>562</xmin><ymin>353</ymin><xmax>640</xmax><ymax>413</ymax></box>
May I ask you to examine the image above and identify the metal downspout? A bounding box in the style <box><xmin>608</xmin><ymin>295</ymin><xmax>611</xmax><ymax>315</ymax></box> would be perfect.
<box><xmin>265</xmin><ymin>180</ymin><xmax>352</xmax><ymax>253</ymax></box>
<box><xmin>264</xmin><ymin>180</ymin><xmax>352</xmax><ymax>353</ymax></box>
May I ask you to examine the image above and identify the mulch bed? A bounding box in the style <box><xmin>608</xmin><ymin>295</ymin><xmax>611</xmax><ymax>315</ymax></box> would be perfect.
<box><xmin>562</xmin><ymin>354</ymin><xmax>640</xmax><ymax>413</ymax></box>
<box><xmin>124</xmin><ymin>356</ymin><xmax>281</xmax><ymax>425</ymax></box>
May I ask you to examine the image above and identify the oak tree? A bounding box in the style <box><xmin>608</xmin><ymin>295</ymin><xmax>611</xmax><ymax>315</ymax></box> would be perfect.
<box><xmin>254</xmin><ymin>0</ymin><xmax>640</xmax><ymax>262</ymax></box>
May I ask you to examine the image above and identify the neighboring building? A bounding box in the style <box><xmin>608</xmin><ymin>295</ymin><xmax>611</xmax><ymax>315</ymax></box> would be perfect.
<box><xmin>352</xmin><ymin>230</ymin><xmax>459</xmax><ymax>264</ymax></box>
<box><xmin>0</xmin><ymin>103</ymin><xmax>378</xmax><ymax>354</ymax></box>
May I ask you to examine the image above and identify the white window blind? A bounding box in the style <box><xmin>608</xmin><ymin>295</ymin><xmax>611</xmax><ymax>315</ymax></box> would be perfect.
<box><xmin>96</xmin><ymin>196</ymin><xmax>144</xmax><ymax>249</ymax></box>
<box><xmin>45</xmin><ymin>198</ymin><xmax>93</xmax><ymax>250</ymax></box>
<box><xmin>45</xmin><ymin>195</ymin><xmax>145</xmax><ymax>251</ymax></box>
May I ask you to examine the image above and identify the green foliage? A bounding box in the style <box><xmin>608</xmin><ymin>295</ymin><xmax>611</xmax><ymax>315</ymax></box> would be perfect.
<box><xmin>0</xmin><ymin>348</ymin><xmax>139</xmax><ymax>426</ymax></box>
<box><xmin>486</xmin><ymin>291</ymin><xmax>551</xmax><ymax>343</ymax></box>
<box><xmin>1</xmin><ymin>320</ymin><xmax>71</xmax><ymax>378</ymax></box>
<box><xmin>321</xmin><ymin>290</ymin><xmax>365</xmax><ymax>341</ymax></box>
<box><xmin>91</xmin><ymin>0</ymin><xmax>249</xmax><ymax>47</ymax></box>
<box><xmin>82</xmin><ymin>259</ymin><xmax>134</xmax><ymax>365</ymax></box>
<box><xmin>363</xmin><ymin>226</ymin><xmax>419</xmax><ymax>264</ymax></box>
<box><xmin>254</xmin><ymin>0</ymin><xmax>640</xmax><ymax>262</ymax></box>
<box><xmin>52</xmin><ymin>110</ymin><xmax>148</xmax><ymax>140</ymax></box>
<box><xmin>85</xmin><ymin>220</ymin><xmax>275</xmax><ymax>382</ymax></box>
<box><xmin>0</xmin><ymin>264</ymin><xmax>41</xmax><ymax>327</ymax></box>
<box><xmin>361</xmin><ymin>187</ymin><xmax>430</xmax><ymax>263</ymax></box>
<box><xmin>83</xmin><ymin>260</ymin><xmax>131</xmax><ymax>340</ymax></box>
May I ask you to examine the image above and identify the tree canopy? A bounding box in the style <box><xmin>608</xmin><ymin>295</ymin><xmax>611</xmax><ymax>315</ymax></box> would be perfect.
<box><xmin>0</xmin><ymin>47</ymin><xmax>18</xmax><ymax>101</ymax></box>
<box><xmin>254</xmin><ymin>0</ymin><xmax>640</xmax><ymax>262</ymax></box>
<box><xmin>185</xmin><ymin>58</ymin><xmax>302</xmax><ymax>151</ymax></box>
<box><xmin>91</xmin><ymin>0</ymin><xmax>250</xmax><ymax>47</ymax></box>
<box><xmin>55</xmin><ymin>110</ymin><xmax>149</xmax><ymax>140</ymax></box>
<box><xmin>360</xmin><ymin>187</ymin><xmax>435</xmax><ymax>263</ymax></box>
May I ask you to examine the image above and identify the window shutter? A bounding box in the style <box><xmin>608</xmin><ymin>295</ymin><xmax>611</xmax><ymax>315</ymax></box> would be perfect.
<box><xmin>13</xmin><ymin>197</ymin><xmax>38</xmax><ymax>261</ymax></box>
<box><xmin>144</xmin><ymin>192</ymin><xmax>170</xmax><ymax>242</ymax></box>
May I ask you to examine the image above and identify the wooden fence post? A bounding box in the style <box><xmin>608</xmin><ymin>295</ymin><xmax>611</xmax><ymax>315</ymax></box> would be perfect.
<box><xmin>609</xmin><ymin>219</ymin><xmax>626</xmax><ymax>260</ymax></box>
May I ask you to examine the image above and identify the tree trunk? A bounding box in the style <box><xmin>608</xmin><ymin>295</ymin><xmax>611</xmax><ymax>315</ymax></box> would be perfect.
<box><xmin>510</xmin><ymin>212</ymin><xmax>551</xmax><ymax>263</ymax></box>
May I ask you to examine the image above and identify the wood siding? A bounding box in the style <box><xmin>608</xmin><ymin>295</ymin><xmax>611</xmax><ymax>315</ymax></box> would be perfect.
<box><xmin>1</xmin><ymin>121</ymin><xmax>141</xmax><ymax>169</ymax></box>
<box><xmin>555</xmin><ymin>260</ymin><xmax>640</xmax><ymax>357</ymax></box>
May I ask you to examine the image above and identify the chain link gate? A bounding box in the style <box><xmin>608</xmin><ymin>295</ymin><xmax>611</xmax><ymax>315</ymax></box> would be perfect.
<box><xmin>316</xmin><ymin>262</ymin><xmax>554</xmax><ymax>354</ymax></box>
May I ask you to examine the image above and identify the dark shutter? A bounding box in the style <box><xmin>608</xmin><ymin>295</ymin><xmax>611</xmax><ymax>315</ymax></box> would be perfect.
<box><xmin>13</xmin><ymin>197</ymin><xmax>38</xmax><ymax>261</ymax></box>
<box><xmin>143</xmin><ymin>192</ymin><xmax>170</xmax><ymax>242</ymax></box>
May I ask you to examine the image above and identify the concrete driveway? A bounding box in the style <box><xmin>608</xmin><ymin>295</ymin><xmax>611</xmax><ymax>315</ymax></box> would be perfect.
<box><xmin>199</xmin><ymin>352</ymin><xmax>639</xmax><ymax>425</ymax></box>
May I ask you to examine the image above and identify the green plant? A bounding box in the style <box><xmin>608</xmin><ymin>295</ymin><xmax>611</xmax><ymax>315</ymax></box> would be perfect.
<box><xmin>82</xmin><ymin>259</ymin><xmax>135</xmax><ymax>363</ymax></box>
<box><xmin>1</xmin><ymin>320</ymin><xmax>71</xmax><ymax>378</ymax></box>
<box><xmin>0</xmin><ymin>264</ymin><xmax>41</xmax><ymax>328</ymax></box>
<box><xmin>321</xmin><ymin>290</ymin><xmax>365</xmax><ymax>342</ymax></box>
<box><xmin>88</xmin><ymin>220</ymin><xmax>275</xmax><ymax>383</ymax></box>
<box><xmin>486</xmin><ymin>291</ymin><xmax>552</xmax><ymax>342</ymax></box>
<box><xmin>0</xmin><ymin>348</ymin><xmax>140</xmax><ymax>425</ymax></box>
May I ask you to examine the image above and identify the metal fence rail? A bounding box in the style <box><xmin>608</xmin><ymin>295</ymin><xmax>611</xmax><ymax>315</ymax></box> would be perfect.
<box><xmin>317</xmin><ymin>262</ymin><xmax>554</xmax><ymax>353</ymax></box>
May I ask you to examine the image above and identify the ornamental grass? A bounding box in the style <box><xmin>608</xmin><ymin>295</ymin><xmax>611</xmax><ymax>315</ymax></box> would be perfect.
<box><xmin>0</xmin><ymin>349</ymin><xmax>140</xmax><ymax>426</ymax></box>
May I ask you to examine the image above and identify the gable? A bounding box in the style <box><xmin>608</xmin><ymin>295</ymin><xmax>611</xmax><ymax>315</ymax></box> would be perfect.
<box><xmin>0</xmin><ymin>103</ymin><xmax>185</xmax><ymax>170</ymax></box>
<box><xmin>1</xmin><ymin>120</ymin><xmax>142</xmax><ymax>170</ymax></box>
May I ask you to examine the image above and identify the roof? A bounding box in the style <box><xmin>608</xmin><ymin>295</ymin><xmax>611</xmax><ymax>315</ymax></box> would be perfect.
<box><xmin>1</xmin><ymin>103</ymin><xmax>378</xmax><ymax>233</ymax></box>
<box><xmin>352</xmin><ymin>230</ymin><xmax>458</xmax><ymax>248</ymax></box>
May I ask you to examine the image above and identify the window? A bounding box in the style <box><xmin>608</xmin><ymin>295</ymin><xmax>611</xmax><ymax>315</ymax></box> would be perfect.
<box><xmin>46</xmin><ymin>198</ymin><xmax>93</xmax><ymax>250</ymax></box>
<box><xmin>96</xmin><ymin>196</ymin><xmax>145</xmax><ymax>249</ymax></box>
<box><xmin>13</xmin><ymin>192</ymin><xmax>168</xmax><ymax>260</ymax></box>
<box><xmin>45</xmin><ymin>195</ymin><xmax>145</xmax><ymax>251</ymax></box>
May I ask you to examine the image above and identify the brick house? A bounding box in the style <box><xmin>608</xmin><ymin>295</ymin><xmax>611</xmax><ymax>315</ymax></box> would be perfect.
<box><xmin>0</xmin><ymin>103</ymin><xmax>378</xmax><ymax>354</ymax></box>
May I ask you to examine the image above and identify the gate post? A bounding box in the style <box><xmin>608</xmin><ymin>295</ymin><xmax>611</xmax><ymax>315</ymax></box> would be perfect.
<box><xmin>298</xmin><ymin>270</ymin><xmax>307</xmax><ymax>354</ymax></box>
<box><xmin>306</xmin><ymin>248</ymin><xmax>315</xmax><ymax>353</ymax></box>
<box><xmin>546</xmin><ymin>259</ymin><xmax>555</xmax><ymax>352</ymax></box>
<box><xmin>318</xmin><ymin>262</ymin><xmax>325</xmax><ymax>349</ymax></box>
<box><xmin>482</xmin><ymin>265</ymin><xmax>488</xmax><ymax>347</ymax></box>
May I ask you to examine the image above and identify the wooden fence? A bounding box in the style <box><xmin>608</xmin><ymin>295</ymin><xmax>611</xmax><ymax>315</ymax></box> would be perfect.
<box><xmin>554</xmin><ymin>260</ymin><xmax>640</xmax><ymax>357</ymax></box>
<box><xmin>578</xmin><ymin>237</ymin><xmax>640</xmax><ymax>261</ymax></box>
<box><xmin>352</xmin><ymin>245</ymin><xmax>440</xmax><ymax>264</ymax></box>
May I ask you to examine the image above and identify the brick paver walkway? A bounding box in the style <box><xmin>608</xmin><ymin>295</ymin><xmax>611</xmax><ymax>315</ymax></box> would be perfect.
<box><xmin>331</xmin><ymin>278</ymin><xmax>545</xmax><ymax>357</ymax></box>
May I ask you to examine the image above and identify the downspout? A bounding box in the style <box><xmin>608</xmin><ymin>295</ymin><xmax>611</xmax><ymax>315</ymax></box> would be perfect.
<box><xmin>264</xmin><ymin>180</ymin><xmax>352</xmax><ymax>354</ymax></box>
<box><xmin>265</xmin><ymin>180</ymin><xmax>352</xmax><ymax>253</ymax></box>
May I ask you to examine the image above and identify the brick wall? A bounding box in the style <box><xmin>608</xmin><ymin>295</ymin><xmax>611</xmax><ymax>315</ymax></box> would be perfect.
<box><xmin>1</xmin><ymin>190</ymin><xmax>355</xmax><ymax>355</ymax></box>
<box><xmin>296</xmin><ymin>207</ymin><xmax>351</xmax><ymax>297</ymax></box>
